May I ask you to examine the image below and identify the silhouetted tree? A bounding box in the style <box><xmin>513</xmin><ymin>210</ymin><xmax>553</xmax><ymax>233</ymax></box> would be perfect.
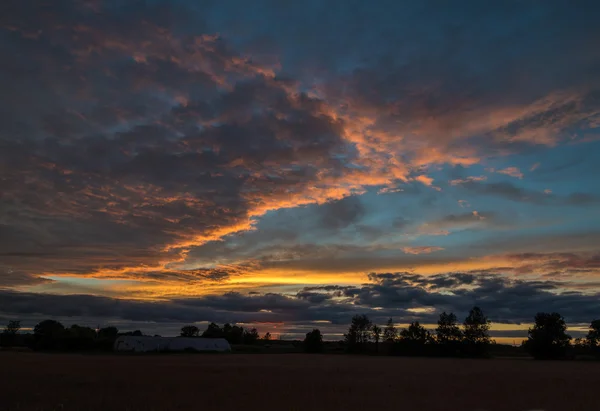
<box><xmin>202</xmin><ymin>322</ymin><xmax>224</xmax><ymax>338</ymax></box>
<box><xmin>67</xmin><ymin>325</ymin><xmax>96</xmax><ymax>339</ymax></box>
<box><xmin>304</xmin><ymin>329</ymin><xmax>324</xmax><ymax>353</ymax></box>
<box><xmin>223</xmin><ymin>323</ymin><xmax>245</xmax><ymax>344</ymax></box>
<box><xmin>525</xmin><ymin>312</ymin><xmax>571</xmax><ymax>359</ymax></box>
<box><xmin>1</xmin><ymin>320</ymin><xmax>21</xmax><ymax>347</ymax></box>
<box><xmin>3</xmin><ymin>320</ymin><xmax>20</xmax><ymax>335</ymax></box>
<box><xmin>98</xmin><ymin>326</ymin><xmax>119</xmax><ymax>339</ymax></box>
<box><xmin>60</xmin><ymin>325</ymin><xmax>96</xmax><ymax>351</ymax></box>
<box><xmin>400</xmin><ymin>321</ymin><xmax>430</xmax><ymax>343</ymax></box>
<box><xmin>396</xmin><ymin>321</ymin><xmax>431</xmax><ymax>356</ymax></box>
<box><xmin>263</xmin><ymin>332</ymin><xmax>272</xmax><ymax>341</ymax></box>
<box><xmin>586</xmin><ymin>319</ymin><xmax>600</xmax><ymax>356</ymax></box>
<box><xmin>436</xmin><ymin>312</ymin><xmax>463</xmax><ymax>344</ymax></box>
<box><xmin>244</xmin><ymin>328</ymin><xmax>259</xmax><ymax>344</ymax></box>
<box><xmin>180</xmin><ymin>325</ymin><xmax>200</xmax><ymax>337</ymax></box>
<box><xmin>33</xmin><ymin>320</ymin><xmax>65</xmax><ymax>350</ymax></box>
<box><xmin>586</xmin><ymin>319</ymin><xmax>600</xmax><ymax>346</ymax></box>
<box><xmin>344</xmin><ymin>314</ymin><xmax>372</xmax><ymax>353</ymax></box>
<box><xmin>371</xmin><ymin>325</ymin><xmax>382</xmax><ymax>352</ymax></box>
<box><xmin>383</xmin><ymin>318</ymin><xmax>397</xmax><ymax>342</ymax></box>
<box><xmin>463</xmin><ymin>306</ymin><xmax>492</xmax><ymax>357</ymax></box>
<box><xmin>436</xmin><ymin>312</ymin><xmax>463</xmax><ymax>356</ymax></box>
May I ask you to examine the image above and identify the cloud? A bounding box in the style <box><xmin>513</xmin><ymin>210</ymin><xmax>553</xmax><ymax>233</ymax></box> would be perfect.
<box><xmin>453</xmin><ymin>180</ymin><xmax>599</xmax><ymax>206</ymax></box>
<box><xmin>414</xmin><ymin>211</ymin><xmax>500</xmax><ymax>237</ymax></box>
<box><xmin>0</xmin><ymin>0</ymin><xmax>598</xmax><ymax>324</ymax></box>
<box><xmin>530</xmin><ymin>162</ymin><xmax>541</xmax><ymax>171</ymax></box>
<box><xmin>402</xmin><ymin>246</ymin><xmax>444</xmax><ymax>255</ymax></box>
<box><xmin>450</xmin><ymin>176</ymin><xmax>487</xmax><ymax>186</ymax></box>
<box><xmin>414</xmin><ymin>175</ymin><xmax>434</xmax><ymax>187</ymax></box>
<box><xmin>4</xmin><ymin>272</ymin><xmax>600</xmax><ymax>331</ymax></box>
<box><xmin>318</xmin><ymin>196</ymin><xmax>366</xmax><ymax>230</ymax></box>
<box><xmin>504</xmin><ymin>252</ymin><xmax>600</xmax><ymax>278</ymax></box>
<box><xmin>495</xmin><ymin>167</ymin><xmax>524</xmax><ymax>179</ymax></box>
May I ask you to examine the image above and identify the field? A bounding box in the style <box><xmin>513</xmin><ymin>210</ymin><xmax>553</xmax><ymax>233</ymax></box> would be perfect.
<box><xmin>1</xmin><ymin>353</ymin><xmax>599</xmax><ymax>411</ymax></box>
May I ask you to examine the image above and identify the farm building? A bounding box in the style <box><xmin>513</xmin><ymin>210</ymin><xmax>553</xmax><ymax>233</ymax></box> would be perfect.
<box><xmin>113</xmin><ymin>336</ymin><xmax>231</xmax><ymax>353</ymax></box>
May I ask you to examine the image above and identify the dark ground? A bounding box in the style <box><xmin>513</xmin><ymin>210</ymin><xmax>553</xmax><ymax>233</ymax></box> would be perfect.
<box><xmin>1</xmin><ymin>352</ymin><xmax>599</xmax><ymax>411</ymax></box>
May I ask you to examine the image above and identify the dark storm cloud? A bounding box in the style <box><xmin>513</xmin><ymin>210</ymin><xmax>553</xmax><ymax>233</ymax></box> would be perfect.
<box><xmin>2</xmin><ymin>273</ymin><xmax>600</xmax><ymax>328</ymax></box>
<box><xmin>351</xmin><ymin>272</ymin><xmax>600</xmax><ymax>324</ymax></box>
<box><xmin>0</xmin><ymin>289</ymin><xmax>357</xmax><ymax>325</ymax></box>
<box><xmin>0</xmin><ymin>0</ymin><xmax>360</xmax><ymax>283</ymax></box>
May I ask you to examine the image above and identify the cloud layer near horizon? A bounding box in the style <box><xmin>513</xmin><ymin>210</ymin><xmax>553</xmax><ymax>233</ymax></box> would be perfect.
<box><xmin>1</xmin><ymin>0</ymin><xmax>599</xmax><ymax>336</ymax></box>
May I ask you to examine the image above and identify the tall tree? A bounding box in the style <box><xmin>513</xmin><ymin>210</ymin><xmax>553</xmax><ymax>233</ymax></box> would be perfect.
<box><xmin>33</xmin><ymin>320</ymin><xmax>65</xmax><ymax>350</ymax></box>
<box><xmin>34</xmin><ymin>320</ymin><xmax>65</xmax><ymax>339</ymax></box>
<box><xmin>586</xmin><ymin>319</ymin><xmax>600</xmax><ymax>356</ymax></box>
<box><xmin>436</xmin><ymin>312</ymin><xmax>463</xmax><ymax>344</ymax></box>
<box><xmin>586</xmin><ymin>319</ymin><xmax>600</xmax><ymax>347</ymax></box>
<box><xmin>202</xmin><ymin>322</ymin><xmax>224</xmax><ymax>338</ymax></box>
<box><xmin>244</xmin><ymin>328</ymin><xmax>259</xmax><ymax>344</ymax></box>
<box><xmin>223</xmin><ymin>324</ymin><xmax>245</xmax><ymax>344</ymax></box>
<box><xmin>1</xmin><ymin>320</ymin><xmax>21</xmax><ymax>347</ymax></box>
<box><xmin>2</xmin><ymin>320</ymin><xmax>20</xmax><ymax>335</ymax></box>
<box><xmin>263</xmin><ymin>332</ymin><xmax>272</xmax><ymax>341</ymax></box>
<box><xmin>344</xmin><ymin>314</ymin><xmax>372</xmax><ymax>352</ymax></box>
<box><xmin>463</xmin><ymin>306</ymin><xmax>492</xmax><ymax>357</ymax></box>
<box><xmin>383</xmin><ymin>318</ymin><xmax>397</xmax><ymax>342</ymax></box>
<box><xmin>180</xmin><ymin>325</ymin><xmax>200</xmax><ymax>337</ymax></box>
<box><xmin>304</xmin><ymin>329</ymin><xmax>324</xmax><ymax>353</ymax></box>
<box><xmin>525</xmin><ymin>312</ymin><xmax>571</xmax><ymax>359</ymax></box>
<box><xmin>397</xmin><ymin>322</ymin><xmax>431</xmax><ymax>356</ymax></box>
<box><xmin>400</xmin><ymin>321</ymin><xmax>430</xmax><ymax>343</ymax></box>
<box><xmin>371</xmin><ymin>325</ymin><xmax>382</xmax><ymax>352</ymax></box>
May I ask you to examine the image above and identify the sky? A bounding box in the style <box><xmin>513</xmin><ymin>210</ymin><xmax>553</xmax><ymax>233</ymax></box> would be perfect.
<box><xmin>1</xmin><ymin>0</ymin><xmax>600</xmax><ymax>342</ymax></box>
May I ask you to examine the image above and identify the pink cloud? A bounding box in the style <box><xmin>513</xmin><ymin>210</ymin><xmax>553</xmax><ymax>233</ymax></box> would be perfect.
<box><xmin>402</xmin><ymin>246</ymin><xmax>445</xmax><ymax>255</ymax></box>
<box><xmin>496</xmin><ymin>167</ymin><xmax>524</xmax><ymax>179</ymax></box>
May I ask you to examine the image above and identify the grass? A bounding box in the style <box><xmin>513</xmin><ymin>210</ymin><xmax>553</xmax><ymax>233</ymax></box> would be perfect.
<box><xmin>2</xmin><ymin>352</ymin><xmax>599</xmax><ymax>410</ymax></box>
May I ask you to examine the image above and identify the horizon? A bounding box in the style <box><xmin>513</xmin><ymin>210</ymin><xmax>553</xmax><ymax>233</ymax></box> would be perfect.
<box><xmin>1</xmin><ymin>1</ymin><xmax>600</xmax><ymax>343</ymax></box>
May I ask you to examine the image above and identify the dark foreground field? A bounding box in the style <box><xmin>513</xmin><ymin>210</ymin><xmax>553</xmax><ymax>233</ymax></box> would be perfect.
<box><xmin>2</xmin><ymin>353</ymin><xmax>599</xmax><ymax>411</ymax></box>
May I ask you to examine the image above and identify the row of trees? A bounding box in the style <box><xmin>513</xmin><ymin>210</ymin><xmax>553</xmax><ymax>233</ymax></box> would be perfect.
<box><xmin>340</xmin><ymin>308</ymin><xmax>600</xmax><ymax>359</ymax></box>
<box><xmin>0</xmin><ymin>319</ymin><xmax>269</xmax><ymax>352</ymax></box>
<box><xmin>525</xmin><ymin>313</ymin><xmax>600</xmax><ymax>359</ymax></box>
<box><xmin>3</xmin><ymin>311</ymin><xmax>599</xmax><ymax>359</ymax></box>
<box><xmin>180</xmin><ymin>323</ymin><xmax>261</xmax><ymax>345</ymax></box>
<box><xmin>0</xmin><ymin>320</ymin><xmax>123</xmax><ymax>351</ymax></box>
<box><xmin>344</xmin><ymin>307</ymin><xmax>492</xmax><ymax>357</ymax></box>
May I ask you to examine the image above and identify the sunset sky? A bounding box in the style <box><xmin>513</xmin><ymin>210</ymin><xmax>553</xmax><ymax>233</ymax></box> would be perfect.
<box><xmin>1</xmin><ymin>0</ymin><xmax>599</xmax><ymax>342</ymax></box>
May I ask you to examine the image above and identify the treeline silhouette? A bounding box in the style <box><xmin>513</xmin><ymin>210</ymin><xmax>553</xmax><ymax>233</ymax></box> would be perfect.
<box><xmin>1</xmin><ymin>308</ymin><xmax>599</xmax><ymax>360</ymax></box>
<box><xmin>336</xmin><ymin>307</ymin><xmax>600</xmax><ymax>360</ymax></box>
<box><xmin>0</xmin><ymin>320</ymin><xmax>264</xmax><ymax>352</ymax></box>
<box><xmin>179</xmin><ymin>322</ymin><xmax>260</xmax><ymax>344</ymax></box>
